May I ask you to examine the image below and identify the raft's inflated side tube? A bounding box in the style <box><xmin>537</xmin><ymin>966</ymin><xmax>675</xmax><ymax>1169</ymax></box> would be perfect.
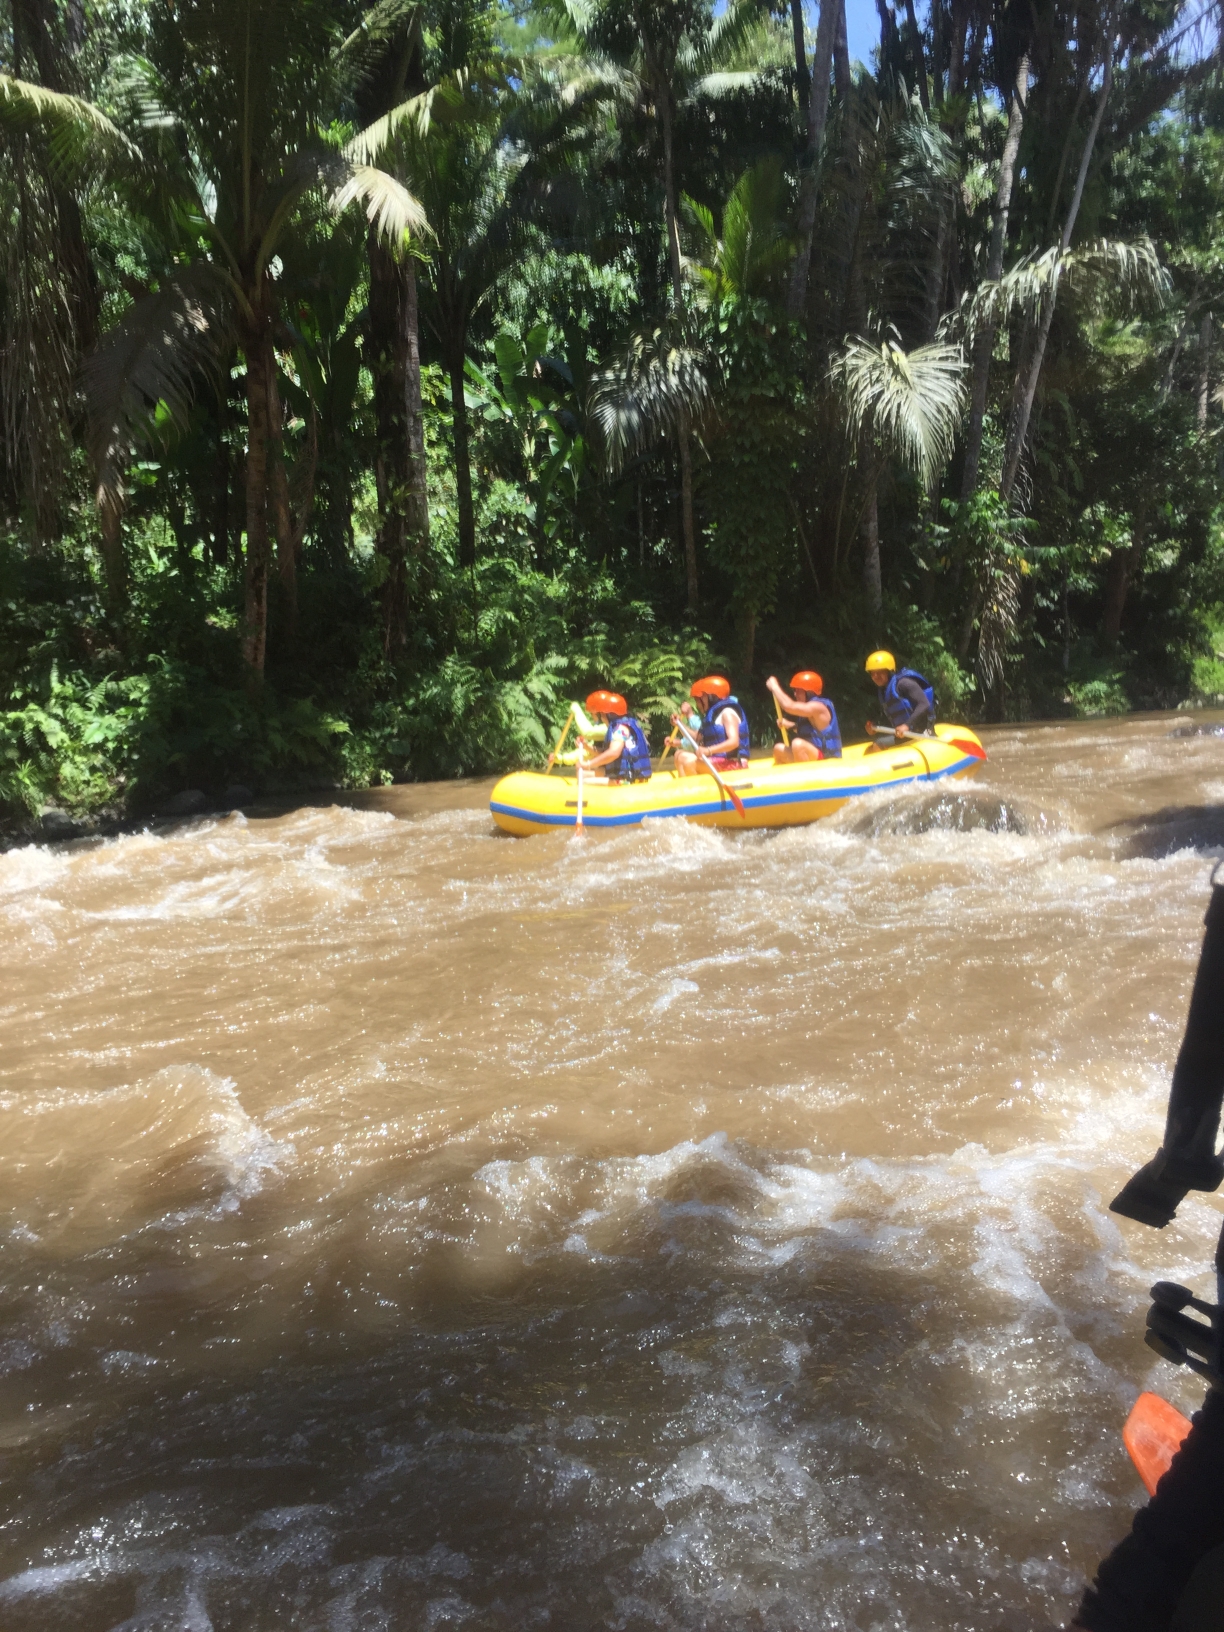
<box><xmin>490</xmin><ymin>723</ymin><xmax>987</xmax><ymax>836</ymax></box>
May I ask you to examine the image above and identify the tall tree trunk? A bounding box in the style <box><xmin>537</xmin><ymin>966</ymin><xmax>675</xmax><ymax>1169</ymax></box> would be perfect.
<box><xmin>741</xmin><ymin>609</ymin><xmax>757</xmax><ymax>674</ymax></box>
<box><xmin>403</xmin><ymin>256</ymin><xmax>429</xmax><ymax>563</ymax></box>
<box><xmin>862</xmin><ymin>476</ymin><xmax>881</xmax><ymax>614</ymax></box>
<box><xmin>924</xmin><ymin>196</ymin><xmax>952</xmax><ymax>341</ymax></box>
<box><xmin>1197</xmin><ymin>311</ymin><xmax>1212</xmax><ymax>429</ymax></box>
<box><xmin>946</xmin><ymin>0</ymin><xmax>968</xmax><ymax>98</ymax></box>
<box><xmin>1102</xmin><ymin>534</ymin><xmax>1143</xmax><ymax>642</ymax></box>
<box><xmin>98</xmin><ymin>490</ymin><xmax>125</xmax><ymax>612</ymax></box>
<box><xmin>242</xmin><ymin>323</ymin><xmax>273</xmax><ymax>679</ymax></box>
<box><xmin>833</xmin><ymin>0</ymin><xmax>851</xmax><ymax>97</ymax></box>
<box><xmin>448</xmin><ymin>348</ymin><xmax>476</xmax><ymax>571</ymax></box>
<box><xmin>659</xmin><ymin>83</ymin><xmax>699</xmax><ymax>611</ymax></box>
<box><xmin>1044</xmin><ymin>76</ymin><xmax>1090</xmax><ymax>243</ymax></box>
<box><xmin>12</xmin><ymin>0</ymin><xmax>98</xmax><ymax>353</ymax></box>
<box><xmin>266</xmin><ymin>352</ymin><xmax>297</xmax><ymax>638</ymax></box>
<box><xmin>786</xmin><ymin>0</ymin><xmax>839</xmax><ymax>319</ymax></box>
<box><xmin>790</xmin><ymin>0</ymin><xmax>810</xmax><ymax>116</ymax></box>
<box><xmin>678</xmin><ymin>431</ymin><xmax>698</xmax><ymax>611</ymax></box>
<box><xmin>355</xmin><ymin>10</ymin><xmax>428</xmax><ymax>646</ymax></box>
<box><xmin>961</xmin><ymin>50</ymin><xmax>1029</xmax><ymax>498</ymax></box>
<box><xmin>900</xmin><ymin>0</ymin><xmax>929</xmax><ymax>110</ymax></box>
<box><xmin>1000</xmin><ymin>25</ymin><xmax>1118</xmax><ymax>501</ymax></box>
<box><xmin>368</xmin><ymin>235</ymin><xmax>406</xmax><ymax>644</ymax></box>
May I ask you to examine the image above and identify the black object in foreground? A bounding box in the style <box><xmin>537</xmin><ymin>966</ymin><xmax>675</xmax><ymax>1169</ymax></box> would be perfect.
<box><xmin>1074</xmin><ymin>883</ymin><xmax>1224</xmax><ymax>1631</ymax></box>
<box><xmin>1144</xmin><ymin>1281</ymin><xmax>1223</xmax><ymax>1392</ymax></box>
<box><xmin>1110</xmin><ymin>885</ymin><xmax>1224</xmax><ymax>1229</ymax></box>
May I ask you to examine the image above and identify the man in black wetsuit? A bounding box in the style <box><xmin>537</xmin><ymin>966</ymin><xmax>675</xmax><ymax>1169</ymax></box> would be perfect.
<box><xmin>863</xmin><ymin>650</ymin><xmax>936</xmax><ymax>739</ymax></box>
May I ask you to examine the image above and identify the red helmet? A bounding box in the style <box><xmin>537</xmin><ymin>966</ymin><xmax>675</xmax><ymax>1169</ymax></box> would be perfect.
<box><xmin>690</xmin><ymin>675</ymin><xmax>731</xmax><ymax>701</ymax></box>
<box><xmin>586</xmin><ymin>689</ymin><xmax>627</xmax><ymax>716</ymax></box>
<box><xmin>790</xmin><ymin>670</ymin><xmax>823</xmax><ymax>695</ymax></box>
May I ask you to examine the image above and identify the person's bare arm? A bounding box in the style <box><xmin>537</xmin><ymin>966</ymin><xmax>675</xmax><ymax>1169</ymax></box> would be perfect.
<box><xmin>765</xmin><ymin>677</ymin><xmax>829</xmax><ymax>727</ymax></box>
<box><xmin>581</xmin><ymin>727</ymin><xmax>626</xmax><ymax>770</ymax></box>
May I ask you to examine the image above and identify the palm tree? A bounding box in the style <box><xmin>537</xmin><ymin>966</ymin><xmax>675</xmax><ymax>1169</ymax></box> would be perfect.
<box><xmin>78</xmin><ymin>0</ymin><xmax>426</xmax><ymax>676</ymax></box>
<box><xmin>350</xmin><ymin>3</ymin><xmax>431</xmax><ymax>657</ymax></box>
<box><xmin>831</xmin><ymin>332</ymin><xmax>966</xmax><ymax>613</ymax></box>
<box><xmin>541</xmin><ymin>0</ymin><xmax>766</xmax><ymax>611</ymax></box>
<box><xmin>786</xmin><ymin>0</ymin><xmax>842</xmax><ymax>320</ymax></box>
<box><xmin>367</xmin><ymin>81</ymin><xmax>526</xmax><ymax>575</ymax></box>
<box><xmin>0</xmin><ymin>69</ymin><xmax>136</xmax><ymax>551</ymax></box>
<box><xmin>682</xmin><ymin>157</ymin><xmax>794</xmax><ymax>307</ymax></box>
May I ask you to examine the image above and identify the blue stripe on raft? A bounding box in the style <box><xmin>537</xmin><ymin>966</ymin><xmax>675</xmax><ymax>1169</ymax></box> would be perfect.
<box><xmin>489</xmin><ymin>754</ymin><xmax>978</xmax><ymax>829</ymax></box>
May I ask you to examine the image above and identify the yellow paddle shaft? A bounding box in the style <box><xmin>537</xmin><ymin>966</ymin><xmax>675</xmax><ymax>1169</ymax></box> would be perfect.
<box><xmin>773</xmin><ymin>693</ymin><xmax>791</xmax><ymax>749</ymax></box>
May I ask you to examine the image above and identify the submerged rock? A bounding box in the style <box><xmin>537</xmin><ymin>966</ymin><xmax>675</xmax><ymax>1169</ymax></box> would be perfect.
<box><xmin>40</xmin><ymin>808</ymin><xmax>82</xmax><ymax>840</ymax></box>
<box><xmin>159</xmin><ymin>789</ymin><xmax>210</xmax><ymax>817</ymax></box>
<box><xmin>218</xmin><ymin>784</ymin><xmax>255</xmax><ymax>810</ymax></box>
<box><xmin>840</xmin><ymin>789</ymin><xmax>1034</xmax><ymax>837</ymax></box>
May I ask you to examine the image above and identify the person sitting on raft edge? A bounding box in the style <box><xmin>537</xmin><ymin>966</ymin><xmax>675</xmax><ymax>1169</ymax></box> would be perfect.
<box><xmin>673</xmin><ymin>676</ymin><xmax>750</xmax><ymax>778</ymax></box>
<box><xmin>571</xmin><ymin>690</ymin><xmax>653</xmax><ymax>782</ymax></box>
<box><xmin>863</xmin><ymin>650</ymin><xmax>937</xmax><ymax>740</ymax></box>
<box><xmin>766</xmin><ymin>671</ymin><xmax>842</xmax><ymax>763</ymax></box>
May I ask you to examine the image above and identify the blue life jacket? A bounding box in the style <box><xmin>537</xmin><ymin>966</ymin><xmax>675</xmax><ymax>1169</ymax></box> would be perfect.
<box><xmin>701</xmin><ymin>697</ymin><xmax>750</xmax><ymax>759</ymax></box>
<box><xmin>793</xmin><ymin>697</ymin><xmax>842</xmax><ymax>757</ymax></box>
<box><xmin>609</xmin><ymin>715</ymin><xmax>652</xmax><ymax>781</ymax></box>
<box><xmin>882</xmin><ymin>669</ymin><xmax>937</xmax><ymax>729</ymax></box>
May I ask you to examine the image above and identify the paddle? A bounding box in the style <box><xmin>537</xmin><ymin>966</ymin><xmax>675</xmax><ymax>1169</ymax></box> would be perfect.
<box><xmin>673</xmin><ymin>719</ymin><xmax>747</xmax><ymax>817</ymax></box>
<box><xmin>1123</xmin><ymin>1391</ymin><xmax>1191</xmax><ymax>1496</ymax></box>
<box><xmin>575</xmin><ymin>759</ymin><xmax>585</xmax><ymax>832</ymax></box>
<box><xmin>547</xmin><ymin>703</ymin><xmax>607</xmax><ymax>774</ymax></box>
<box><xmin>773</xmin><ymin>693</ymin><xmax>791</xmax><ymax>751</ymax></box>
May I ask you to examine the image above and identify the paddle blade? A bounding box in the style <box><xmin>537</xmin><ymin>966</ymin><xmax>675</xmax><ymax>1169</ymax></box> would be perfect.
<box><xmin>1123</xmin><ymin>1391</ymin><xmax>1192</xmax><ymax>1495</ymax></box>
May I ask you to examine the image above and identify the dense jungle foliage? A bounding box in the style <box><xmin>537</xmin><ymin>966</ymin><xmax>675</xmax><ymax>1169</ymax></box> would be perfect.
<box><xmin>2</xmin><ymin>0</ymin><xmax>1224</xmax><ymax>824</ymax></box>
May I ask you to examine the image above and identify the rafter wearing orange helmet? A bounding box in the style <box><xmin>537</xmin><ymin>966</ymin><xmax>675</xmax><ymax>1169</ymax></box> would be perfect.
<box><xmin>575</xmin><ymin>690</ymin><xmax>653</xmax><ymax>783</ymax></box>
<box><xmin>765</xmin><ymin>670</ymin><xmax>841</xmax><ymax>764</ymax></box>
<box><xmin>673</xmin><ymin>676</ymin><xmax>751</xmax><ymax>777</ymax></box>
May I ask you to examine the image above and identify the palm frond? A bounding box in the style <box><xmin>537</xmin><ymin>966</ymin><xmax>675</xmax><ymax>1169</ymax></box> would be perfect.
<box><xmin>680</xmin><ymin>194</ymin><xmax>717</xmax><ymax>252</ymax></box>
<box><xmin>0</xmin><ymin>72</ymin><xmax>140</xmax><ymax>171</ymax></box>
<box><xmin>688</xmin><ymin>0</ymin><xmax>770</xmax><ymax>74</ymax></box>
<box><xmin>957</xmin><ymin>238</ymin><xmax>1169</xmax><ymax>343</ymax></box>
<box><xmin>331</xmin><ymin>163</ymin><xmax>430</xmax><ymax>247</ymax></box>
<box><xmin>82</xmin><ymin>270</ymin><xmax>231</xmax><ymax>505</ymax></box>
<box><xmin>832</xmin><ymin>335</ymin><xmax>966</xmax><ymax>490</ymax></box>
<box><xmin>588</xmin><ymin>329</ymin><xmax>712</xmax><ymax>474</ymax></box>
<box><xmin>336</xmin><ymin>0</ymin><xmax>423</xmax><ymax>88</ymax></box>
<box><xmin>688</xmin><ymin>71</ymin><xmax>768</xmax><ymax>98</ymax></box>
<box><xmin>684</xmin><ymin>159</ymin><xmax>793</xmax><ymax>302</ymax></box>
<box><xmin>344</xmin><ymin>82</ymin><xmax>455</xmax><ymax>166</ymax></box>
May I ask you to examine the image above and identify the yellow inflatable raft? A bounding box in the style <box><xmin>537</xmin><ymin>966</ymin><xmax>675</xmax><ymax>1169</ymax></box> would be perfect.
<box><xmin>490</xmin><ymin>723</ymin><xmax>987</xmax><ymax>836</ymax></box>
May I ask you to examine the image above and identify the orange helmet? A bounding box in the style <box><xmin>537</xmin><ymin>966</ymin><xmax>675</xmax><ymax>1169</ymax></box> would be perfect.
<box><xmin>790</xmin><ymin>670</ymin><xmax>823</xmax><ymax>695</ymax></box>
<box><xmin>690</xmin><ymin>675</ymin><xmax>731</xmax><ymax>701</ymax></box>
<box><xmin>586</xmin><ymin>689</ymin><xmax>627</xmax><ymax>716</ymax></box>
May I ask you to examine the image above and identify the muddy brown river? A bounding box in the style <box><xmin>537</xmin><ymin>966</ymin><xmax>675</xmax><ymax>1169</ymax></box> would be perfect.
<box><xmin>2</xmin><ymin>713</ymin><xmax>1223</xmax><ymax>1631</ymax></box>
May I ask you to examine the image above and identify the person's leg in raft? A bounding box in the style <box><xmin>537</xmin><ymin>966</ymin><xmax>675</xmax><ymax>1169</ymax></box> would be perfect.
<box><xmin>774</xmin><ymin>739</ymin><xmax>821</xmax><ymax>764</ymax></box>
<box><xmin>675</xmin><ymin>749</ymin><xmax>699</xmax><ymax>777</ymax></box>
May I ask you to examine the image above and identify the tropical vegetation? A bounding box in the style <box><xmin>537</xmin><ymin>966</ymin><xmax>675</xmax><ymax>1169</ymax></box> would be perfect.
<box><xmin>2</xmin><ymin>0</ymin><xmax>1223</xmax><ymax>826</ymax></box>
